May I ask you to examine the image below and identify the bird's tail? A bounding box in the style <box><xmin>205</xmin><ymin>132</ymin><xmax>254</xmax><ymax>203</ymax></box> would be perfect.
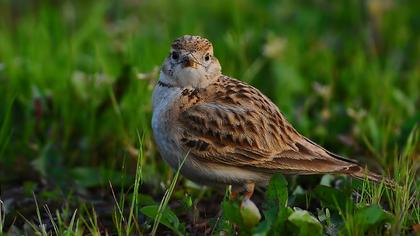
<box><xmin>346</xmin><ymin>165</ymin><xmax>396</xmax><ymax>188</ymax></box>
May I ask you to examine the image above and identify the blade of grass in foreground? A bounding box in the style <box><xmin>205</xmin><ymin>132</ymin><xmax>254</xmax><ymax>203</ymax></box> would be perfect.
<box><xmin>151</xmin><ymin>150</ymin><xmax>190</xmax><ymax>236</ymax></box>
<box><xmin>126</xmin><ymin>131</ymin><xmax>145</xmax><ymax>235</ymax></box>
<box><xmin>0</xmin><ymin>200</ymin><xmax>4</xmax><ymax>234</ymax></box>
<box><xmin>0</xmin><ymin>96</ymin><xmax>14</xmax><ymax>158</ymax></box>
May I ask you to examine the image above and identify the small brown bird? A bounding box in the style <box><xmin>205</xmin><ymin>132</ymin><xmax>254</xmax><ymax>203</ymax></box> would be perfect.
<box><xmin>152</xmin><ymin>35</ymin><xmax>392</xmax><ymax>200</ymax></box>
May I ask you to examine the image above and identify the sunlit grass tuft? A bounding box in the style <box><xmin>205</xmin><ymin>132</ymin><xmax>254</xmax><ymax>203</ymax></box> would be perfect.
<box><xmin>341</xmin><ymin>126</ymin><xmax>419</xmax><ymax>235</ymax></box>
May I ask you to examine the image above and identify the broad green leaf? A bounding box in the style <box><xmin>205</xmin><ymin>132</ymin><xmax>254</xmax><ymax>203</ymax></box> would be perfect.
<box><xmin>138</xmin><ymin>193</ymin><xmax>157</xmax><ymax>206</ymax></box>
<box><xmin>253</xmin><ymin>174</ymin><xmax>289</xmax><ymax>235</ymax></box>
<box><xmin>140</xmin><ymin>205</ymin><xmax>182</xmax><ymax>235</ymax></box>
<box><xmin>266</xmin><ymin>173</ymin><xmax>288</xmax><ymax>207</ymax></box>
<box><xmin>70</xmin><ymin>167</ymin><xmax>102</xmax><ymax>187</ymax></box>
<box><xmin>288</xmin><ymin>209</ymin><xmax>323</xmax><ymax>236</ymax></box>
<box><xmin>32</xmin><ymin>143</ymin><xmax>67</xmax><ymax>187</ymax></box>
<box><xmin>320</xmin><ymin>174</ymin><xmax>335</xmax><ymax>187</ymax></box>
<box><xmin>313</xmin><ymin>185</ymin><xmax>354</xmax><ymax>212</ymax></box>
<box><xmin>252</xmin><ymin>219</ymin><xmax>271</xmax><ymax>236</ymax></box>
<box><xmin>70</xmin><ymin>167</ymin><xmax>133</xmax><ymax>187</ymax></box>
<box><xmin>355</xmin><ymin>204</ymin><xmax>392</xmax><ymax>233</ymax></box>
<box><xmin>222</xmin><ymin>200</ymin><xmax>243</xmax><ymax>227</ymax></box>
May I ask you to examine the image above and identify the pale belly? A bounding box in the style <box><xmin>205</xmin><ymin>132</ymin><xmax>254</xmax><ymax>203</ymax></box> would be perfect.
<box><xmin>151</xmin><ymin>85</ymin><xmax>271</xmax><ymax>188</ymax></box>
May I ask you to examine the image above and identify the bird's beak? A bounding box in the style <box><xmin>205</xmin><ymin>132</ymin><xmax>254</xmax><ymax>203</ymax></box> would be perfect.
<box><xmin>182</xmin><ymin>56</ymin><xmax>197</xmax><ymax>68</ymax></box>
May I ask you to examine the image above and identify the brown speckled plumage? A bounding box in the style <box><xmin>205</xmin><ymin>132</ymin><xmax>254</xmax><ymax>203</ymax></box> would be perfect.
<box><xmin>171</xmin><ymin>35</ymin><xmax>213</xmax><ymax>52</ymax></box>
<box><xmin>152</xmin><ymin>35</ymin><xmax>393</xmax><ymax>198</ymax></box>
<box><xmin>177</xmin><ymin>75</ymin><xmax>361</xmax><ymax>174</ymax></box>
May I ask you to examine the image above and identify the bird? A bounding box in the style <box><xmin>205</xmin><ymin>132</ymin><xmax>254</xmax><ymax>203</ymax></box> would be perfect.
<box><xmin>151</xmin><ymin>35</ymin><xmax>392</xmax><ymax>201</ymax></box>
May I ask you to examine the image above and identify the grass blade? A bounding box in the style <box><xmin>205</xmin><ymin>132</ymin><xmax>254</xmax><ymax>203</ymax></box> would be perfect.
<box><xmin>151</xmin><ymin>150</ymin><xmax>190</xmax><ymax>236</ymax></box>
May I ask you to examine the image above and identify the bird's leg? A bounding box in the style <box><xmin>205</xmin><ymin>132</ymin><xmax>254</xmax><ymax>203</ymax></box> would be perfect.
<box><xmin>230</xmin><ymin>183</ymin><xmax>256</xmax><ymax>206</ymax></box>
<box><xmin>230</xmin><ymin>191</ymin><xmax>239</xmax><ymax>200</ymax></box>
<box><xmin>229</xmin><ymin>185</ymin><xmax>241</xmax><ymax>200</ymax></box>
<box><xmin>243</xmin><ymin>183</ymin><xmax>255</xmax><ymax>201</ymax></box>
<box><xmin>240</xmin><ymin>183</ymin><xmax>262</xmax><ymax>226</ymax></box>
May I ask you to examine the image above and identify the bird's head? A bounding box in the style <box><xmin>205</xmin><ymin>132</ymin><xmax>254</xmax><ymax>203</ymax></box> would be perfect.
<box><xmin>160</xmin><ymin>35</ymin><xmax>222</xmax><ymax>88</ymax></box>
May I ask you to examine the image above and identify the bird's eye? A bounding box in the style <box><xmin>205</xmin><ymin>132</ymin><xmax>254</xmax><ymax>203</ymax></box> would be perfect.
<box><xmin>204</xmin><ymin>54</ymin><xmax>210</xmax><ymax>61</ymax></box>
<box><xmin>171</xmin><ymin>52</ymin><xmax>179</xmax><ymax>60</ymax></box>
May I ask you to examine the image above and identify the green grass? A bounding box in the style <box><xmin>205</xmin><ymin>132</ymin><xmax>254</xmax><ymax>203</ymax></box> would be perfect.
<box><xmin>0</xmin><ymin>0</ymin><xmax>419</xmax><ymax>235</ymax></box>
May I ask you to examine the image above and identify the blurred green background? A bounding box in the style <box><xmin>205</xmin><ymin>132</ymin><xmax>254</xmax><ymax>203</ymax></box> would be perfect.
<box><xmin>0</xmin><ymin>0</ymin><xmax>419</xmax><ymax>234</ymax></box>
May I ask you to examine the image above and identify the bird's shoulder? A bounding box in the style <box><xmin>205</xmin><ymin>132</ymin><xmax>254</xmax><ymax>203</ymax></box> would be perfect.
<box><xmin>177</xmin><ymin>75</ymin><xmax>300</xmax><ymax>153</ymax></box>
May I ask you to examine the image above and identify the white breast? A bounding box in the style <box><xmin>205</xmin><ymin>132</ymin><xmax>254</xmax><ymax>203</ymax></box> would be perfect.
<box><xmin>151</xmin><ymin>82</ymin><xmax>183</xmax><ymax>169</ymax></box>
<box><xmin>152</xmin><ymin>84</ymin><xmax>210</xmax><ymax>183</ymax></box>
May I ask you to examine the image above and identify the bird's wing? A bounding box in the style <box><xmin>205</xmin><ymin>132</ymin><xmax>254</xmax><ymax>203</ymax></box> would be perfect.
<box><xmin>177</xmin><ymin>76</ymin><xmax>358</xmax><ymax>174</ymax></box>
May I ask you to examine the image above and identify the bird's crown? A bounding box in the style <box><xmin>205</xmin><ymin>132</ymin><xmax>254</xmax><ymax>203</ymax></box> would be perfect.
<box><xmin>171</xmin><ymin>35</ymin><xmax>213</xmax><ymax>53</ymax></box>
